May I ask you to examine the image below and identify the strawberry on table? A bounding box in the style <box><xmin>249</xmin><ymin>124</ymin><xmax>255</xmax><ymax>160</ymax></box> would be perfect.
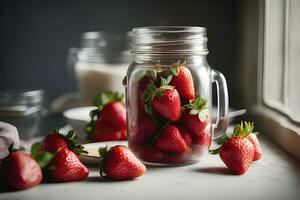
<box><xmin>41</xmin><ymin>129</ymin><xmax>87</xmax><ymax>155</ymax></box>
<box><xmin>210</xmin><ymin>121</ymin><xmax>259</xmax><ymax>175</ymax></box>
<box><xmin>49</xmin><ymin>148</ymin><xmax>89</xmax><ymax>182</ymax></box>
<box><xmin>181</xmin><ymin>97</ymin><xmax>208</xmax><ymax>135</ymax></box>
<box><xmin>155</xmin><ymin>125</ymin><xmax>188</xmax><ymax>154</ymax></box>
<box><xmin>41</xmin><ymin>128</ymin><xmax>69</xmax><ymax>153</ymax></box>
<box><xmin>168</xmin><ymin>60</ymin><xmax>196</xmax><ymax>100</ymax></box>
<box><xmin>0</xmin><ymin>150</ymin><xmax>42</xmax><ymax>190</ymax></box>
<box><xmin>143</xmin><ymin>76</ymin><xmax>181</xmax><ymax>121</ymax></box>
<box><xmin>91</xmin><ymin>118</ymin><xmax>123</xmax><ymax>142</ymax></box>
<box><xmin>247</xmin><ymin>133</ymin><xmax>263</xmax><ymax>161</ymax></box>
<box><xmin>101</xmin><ymin>101</ymin><xmax>126</xmax><ymax>130</ymax></box>
<box><xmin>85</xmin><ymin>91</ymin><xmax>127</xmax><ymax>142</ymax></box>
<box><xmin>99</xmin><ymin>145</ymin><xmax>146</xmax><ymax>180</ymax></box>
<box><xmin>32</xmin><ymin>133</ymin><xmax>89</xmax><ymax>183</ymax></box>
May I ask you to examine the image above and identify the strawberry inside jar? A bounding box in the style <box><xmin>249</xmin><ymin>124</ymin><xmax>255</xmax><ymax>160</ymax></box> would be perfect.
<box><xmin>125</xmin><ymin>26</ymin><xmax>229</xmax><ymax>165</ymax></box>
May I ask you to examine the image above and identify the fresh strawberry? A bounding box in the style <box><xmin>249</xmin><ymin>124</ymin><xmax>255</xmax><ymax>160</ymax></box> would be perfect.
<box><xmin>130</xmin><ymin>113</ymin><xmax>157</xmax><ymax>144</ymax></box>
<box><xmin>193</xmin><ymin>129</ymin><xmax>211</xmax><ymax>147</ymax></box>
<box><xmin>101</xmin><ymin>102</ymin><xmax>126</xmax><ymax>130</ymax></box>
<box><xmin>168</xmin><ymin>60</ymin><xmax>195</xmax><ymax>100</ymax></box>
<box><xmin>137</xmin><ymin>71</ymin><xmax>157</xmax><ymax>112</ymax></box>
<box><xmin>181</xmin><ymin>97</ymin><xmax>208</xmax><ymax>135</ymax></box>
<box><xmin>219</xmin><ymin>137</ymin><xmax>254</xmax><ymax>175</ymax></box>
<box><xmin>138</xmin><ymin>70</ymin><xmax>157</xmax><ymax>95</ymax></box>
<box><xmin>41</xmin><ymin>129</ymin><xmax>87</xmax><ymax>155</ymax></box>
<box><xmin>143</xmin><ymin>77</ymin><xmax>181</xmax><ymax>121</ymax></box>
<box><xmin>177</xmin><ymin>125</ymin><xmax>193</xmax><ymax>146</ymax></box>
<box><xmin>0</xmin><ymin>151</ymin><xmax>42</xmax><ymax>190</ymax></box>
<box><xmin>41</xmin><ymin>128</ymin><xmax>68</xmax><ymax>153</ymax></box>
<box><xmin>90</xmin><ymin>118</ymin><xmax>123</xmax><ymax>142</ymax></box>
<box><xmin>155</xmin><ymin>125</ymin><xmax>188</xmax><ymax>154</ymax></box>
<box><xmin>120</xmin><ymin>128</ymin><xmax>128</xmax><ymax>140</ymax></box>
<box><xmin>99</xmin><ymin>145</ymin><xmax>146</xmax><ymax>180</ymax></box>
<box><xmin>132</xmin><ymin>144</ymin><xmax>164</xmax><ymax>163</ymax></box>
<box><xmin>86</xmin><ymin>91</ymin><xmax>127</xmax><ymax>141</ymax></box>
<box><xmin>49</xmin><ymin>148</ymin><xmax>89</xmax><ymax>182</ymax></box>
<box><xmin>248</xmin><ymin>133</ymin><xmax>263</xmax><ymax>161</ymax></box>
<box><xmin>210</xmin><ymin>121</ymin><xmax>256</xmax><ymax>175</ymax></box>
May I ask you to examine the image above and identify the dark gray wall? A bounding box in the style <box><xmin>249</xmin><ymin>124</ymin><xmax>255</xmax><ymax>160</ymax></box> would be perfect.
<box><xmin>0</xmin><ymin>0</ymin><xmax>238</xmax><ymax>107</ymax></box>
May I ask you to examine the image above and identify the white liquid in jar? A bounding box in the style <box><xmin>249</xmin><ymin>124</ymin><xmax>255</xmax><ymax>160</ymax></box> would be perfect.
<box><xmin>75</xmin><ymin>62</ymin><xmax>128</xmax><ymax>104</ymax></box>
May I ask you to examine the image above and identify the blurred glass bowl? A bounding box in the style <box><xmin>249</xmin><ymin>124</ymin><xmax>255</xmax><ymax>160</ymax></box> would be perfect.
<box><xmin>0</xmin><ymin>89</ymin><xmax>45</xmax><ymax>139</ymax></box>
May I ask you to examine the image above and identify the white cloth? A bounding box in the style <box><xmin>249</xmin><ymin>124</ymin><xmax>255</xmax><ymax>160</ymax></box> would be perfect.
<box><xmin>0</xmin><ymin>121</ymin><xmax>20</xmax><ymax>160</ymax></box>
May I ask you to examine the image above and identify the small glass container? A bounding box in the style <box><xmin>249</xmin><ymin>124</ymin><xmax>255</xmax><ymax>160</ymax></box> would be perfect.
<box><xmin>125</xmin><ymin>26</ymin><xmax>229</xmax><ymax>165</ymax></box>
<box><xmin>0</xmin><ymin>89</ymin><xmax>45</xmax><ymax>139</ymax></box>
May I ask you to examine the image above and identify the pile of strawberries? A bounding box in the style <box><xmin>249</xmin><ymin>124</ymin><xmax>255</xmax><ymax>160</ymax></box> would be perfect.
<box><xmin>210</xmin><ymin>121</ymin><xmax>263</xmax><ymax>174</ymax></box>
<box><xmin>0</xmin><ymin>129</ymin><xmax>89</xmax><ymax>190</ymax></box>
<box><xmin>0</xmin><ymin>129</ymin><xmax>146</xmax><ymax>191</ymax></box>
<box><xmin>85</xmin><ymin>91</ymin><xmax>127</xmax><ymax>142</ymax></box>
<box><xmin>129</xmin><ymin>61</ymin><xmax>211</xmax><ymax>163</ymax></box>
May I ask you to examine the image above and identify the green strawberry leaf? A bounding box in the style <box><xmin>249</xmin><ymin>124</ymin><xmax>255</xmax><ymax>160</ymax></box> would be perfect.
<box><xmin>93</xmin><ymin>91</ymin><xmax>124</xmax><ymax>110</ymax></box>
<box><xmin>31</xmin><ymin>142</ymin><xmax>55</xmax><ymax>168</ymax></box>
<box><xmin>34</xmin><ymin>152</ymin><xmax>55</xmax><ymax>168</ymax></box>
<box><xmin>185</xmin><ymin>97</ymin><xmax>207</xmax><ymax>111</ymax></box>
<box><xmin>66</xmin><ymin>130</ymin><xmax>88</xmax><ymax>155</ymax></box>
<box><xmin>232</xmin><ymin>121</ymin><xmax>254</xmax><ymax>138</ymax></box>
<box><xmin>208</xmin><ymin>148</ymin><xmax>220</xmax><ymax>155</ymax></box>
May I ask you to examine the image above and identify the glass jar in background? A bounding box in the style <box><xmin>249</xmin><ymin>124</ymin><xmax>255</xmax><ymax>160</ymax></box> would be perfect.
<box><xmin>0</xmin><ymin>90</ymin><xmax>45</xmax><ymax>139</ymax></box>
<box><xmin>125</xmin><ymin>26</ymin><xmax>229</xmax><ymax>165</ymax></box>
<box><xmin>70</xmin><ymin>32</ymin><xmax>131</xmax><ymax>105</ymax></box>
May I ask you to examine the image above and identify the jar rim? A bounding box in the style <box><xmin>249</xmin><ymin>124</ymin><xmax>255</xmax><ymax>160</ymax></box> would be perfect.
<box><xmin>133</xmin><ymin>26</ymin><xmax>206</xmax><ymax>33</ymax></box>
<box><xmin>131</xmin><ymin>26</ymin><xmax>208</xmax><ymax>55</ymax></box>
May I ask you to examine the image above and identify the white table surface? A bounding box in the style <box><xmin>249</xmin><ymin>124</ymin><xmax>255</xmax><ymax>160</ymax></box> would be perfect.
<box><xmin>0</xmin><ymin>136</ymin><xmax>299</xmax><ymax>200</ymax></box>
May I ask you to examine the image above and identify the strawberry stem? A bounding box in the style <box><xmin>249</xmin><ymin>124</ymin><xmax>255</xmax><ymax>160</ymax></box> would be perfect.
<box><xmin>98</xmin><ymin>146</ymin><xmax>110</xmax><ymax>177</ymax></box>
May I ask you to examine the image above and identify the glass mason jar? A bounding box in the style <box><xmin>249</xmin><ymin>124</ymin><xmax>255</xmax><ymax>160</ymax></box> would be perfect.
<box><xmin>125</xmin><ymin>26</ymin><xmax>229</xmax><ymax>165</ymax></box>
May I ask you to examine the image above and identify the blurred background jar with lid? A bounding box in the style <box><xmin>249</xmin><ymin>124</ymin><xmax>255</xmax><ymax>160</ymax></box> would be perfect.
<box><xmin>51</xmin><ymin>31</ymin><xmax>131</xmax><ymax>113</ymax></box>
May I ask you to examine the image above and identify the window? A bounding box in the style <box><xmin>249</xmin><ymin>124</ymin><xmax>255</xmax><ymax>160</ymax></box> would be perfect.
<box><xmin>237</xmin><ymin>0</ymin><xmax>300</xmax><ymax>160</ymax></box>
<box><xmin>263</xmin><ymin>0</ymin><xmax>300</xmax><ymax>123</ymax></box>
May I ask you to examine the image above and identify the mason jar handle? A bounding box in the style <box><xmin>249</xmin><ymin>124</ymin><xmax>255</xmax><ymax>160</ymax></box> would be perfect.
<box><xmin>211</xmin><ymin>69</ymin><xmax>229</xmax><ymax>139</ymax></box>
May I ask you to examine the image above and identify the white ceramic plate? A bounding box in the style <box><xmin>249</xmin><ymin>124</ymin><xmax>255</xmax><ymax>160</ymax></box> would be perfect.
<box><xmin>80</xmin><ymin>141</ymin><xmax>128</xmax><ymax>165</ymax></box>
<box><xmin>63</xmin><ymin>106</ymin><xmax>96</xmax><ymax>142</ymax></box>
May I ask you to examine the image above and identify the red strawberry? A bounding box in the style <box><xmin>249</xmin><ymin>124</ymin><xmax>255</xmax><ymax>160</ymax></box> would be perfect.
<box><xmin>169</xmin><ymin>61</ymin><xmax>195</xmax><ymax>100</ymax></box>
<box><xmin>120</xmin><ymin>128</ymin><xmax>127</xmax><ymax>140</ymax></box>
<box><xmin>181</xmin><ymin>97</ymin><xmax>208</xmax><ymax>135</ymax></box>
<box><xmin>138</xmin><ymin>70</ymin><xmax>157</xmax><ymax>95</ymax></box>
<box><xmin>219</xmin><ymin>137</ymin><xmax>254</xmax><ymax>175</ymax></box>
<box><xmin>0</xmin><ymin>151</ymin><xmax>42</xmax><ymax>190</ymax></box>
<box><xmin>247</xmin><ymin>133</ymin><xmax>263</xmax><ymax>161</ymax></box>
<box><xmin>101</xmin><ymin>102</ymin><xmax>126</xmax><ymax>130</ymax></box>
<box><xmin>210</xmin><ymin>121</ymin><xmax>257</xmax><ymax>175</ymax></box>
<box><xmin>91</xmin><ymin>118</ymin><xmax>123</xmax><ymax>142</ymax></box>
<box><xmin>41</xmin><ymin>129</ymin><xmax>68</xmax><ymax>153</ymax></box>
<box><xmin>193</xmin><ymin>129</ymin><xmax>211</xmax><ymax>147</ymax></box>
<box><xmin>143</xmin><ymin>77</ymin><xmax>181</xmax><ymax>121</ymax></box>
<box><xmin>132</xmin><ymin>144</ymin><xmax>164</xmax><ymax>163</ymax></box>
<box><xmin>177</xmin><ymin>125</ymin><xmax>193</xmax><ymax>146</ymax></box>
<box><xmin>155</xmin><ymin>125</ymin><xmax>188</xmax><ymax>154</ymax></box>
<box><xmin>130</xmin><ymin>113</ymin><xmax>157</xmax><ymax>144</ymax></box>
<box><xmin>153</xmin><ymin>89</ymin><xmax>181</xmax><ymax>121</ymax></box>
<box><xmin>49</xmin><ymin>148</ymin><xmax>89</xmax><ymax>182</ymax></box>
<box><xmin>99</xmin><ymin>145</ymin><xmax>146</xmax><ymax>180</ymax></box>
<box><xmin>86</xmin><ymin>91</ymin><xmax>127</xmax><ymax>141</ymax></box>
<box><xmin>41</xmin><ymin>129</ymin><xmax>87</xmax><ymax>155</ymax></box>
